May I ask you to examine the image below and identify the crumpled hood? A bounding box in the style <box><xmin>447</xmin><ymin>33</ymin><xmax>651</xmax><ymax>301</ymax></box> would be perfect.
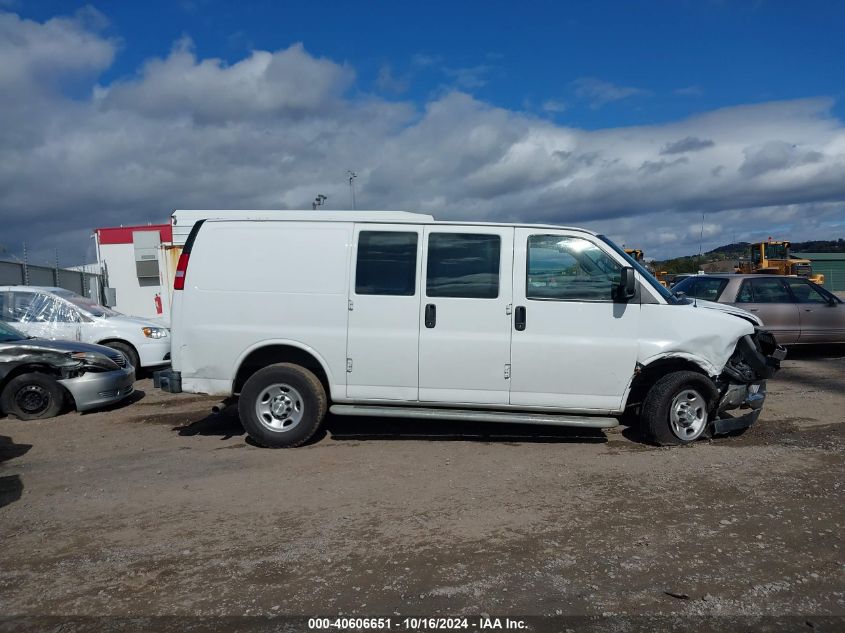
<box><xmin>2</xmin><ymin>338</ymin><xmax>118</xmax><ymax>357</ymax></box>
<box><xmin>689</xmin><ymin>299</ymin><xmax>763</xmax><ymax>326</ymax></box>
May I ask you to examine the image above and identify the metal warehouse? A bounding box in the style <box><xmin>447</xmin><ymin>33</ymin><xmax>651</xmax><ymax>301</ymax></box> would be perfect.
<box><xmin>793</xmin><ymin>252</ymin><xmax>845</xmax><ymax>292</ymax></box>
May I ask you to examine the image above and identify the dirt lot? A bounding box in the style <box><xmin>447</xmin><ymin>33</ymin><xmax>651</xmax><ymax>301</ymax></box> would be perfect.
<box><xmin>1</xmin><ymin>347</ymin><xmax>843</xmax><ymax>627</ymax></box>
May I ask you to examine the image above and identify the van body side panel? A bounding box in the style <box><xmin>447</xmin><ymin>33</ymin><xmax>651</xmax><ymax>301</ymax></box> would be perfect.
<box><xmin>637</xmin><ymin>303</ymin><xmax>754</xmax><ymax>377</ymax></box>
<box><xmin>346</xmin><ymin>224</ymin><xmax>423</xmax><ymax>401</ymax></box>
<box><xmin>509</xmin><ymin>229</ymin><xmax>640</xmax><ymax>411</ymax></box>
<box><xmin>175</xmin><ymin>221</ymin><xmax>351</xmax><ymax>396</ymax></box>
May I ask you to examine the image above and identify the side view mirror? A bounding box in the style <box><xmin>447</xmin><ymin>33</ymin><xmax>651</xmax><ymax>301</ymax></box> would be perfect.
<box><xmin>616</xmin><ymin>266</ymin><xmax>636</xmax><ymax>301</ymax></box>
<box><xmin>828</xmin><ymin>297</ymin><xmax>838</xmax><ymax>307</ymax></box>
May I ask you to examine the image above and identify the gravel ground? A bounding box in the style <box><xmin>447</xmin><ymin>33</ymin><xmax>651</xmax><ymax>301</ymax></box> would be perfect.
<box><xmin>1</xmin><ymin>347</ymin><xmax>843</xmax><ymax>627</ymax></box>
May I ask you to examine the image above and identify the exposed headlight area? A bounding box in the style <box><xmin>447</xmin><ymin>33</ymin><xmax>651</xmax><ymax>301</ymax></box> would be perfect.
<box><xmin>142</xmin><ymin>327</ymin><xmax>169</xmax><ymax>339</ymax></box>
<box><xmin>67</xmin><ymin>351</ymin><xmax>120</xmax><ymax>375</ymax></box>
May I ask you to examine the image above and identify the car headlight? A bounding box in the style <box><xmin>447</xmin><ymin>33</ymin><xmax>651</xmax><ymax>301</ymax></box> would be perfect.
<box><xmin>68</xmin><ymin>351</ymin><xmax>118</xmax><ymax>371</ymax></box>
<box><xmin>142</xmin><ymin>327</ymin><xmax>169</xmax><ymax>339</ymax></box>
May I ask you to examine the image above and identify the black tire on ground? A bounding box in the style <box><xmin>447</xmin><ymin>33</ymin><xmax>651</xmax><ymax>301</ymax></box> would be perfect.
<box><xmin>103</xmin><ymin>341</ymin><xmax>140</xmax><ymax>373</ymax></box>
<box><xmin>0</xmin><ymin>372</ymin><xmax>65</xmax><ymax>420</ymax></box>
<box><xmin>640</xmin><ymin>370</ymin><xmax>718</xmax><ymax>446</ymax></box>
<box><xmin>238</xmin><ymin>363</ymin><xmax>327</xmax><ymax>448</ymax></box>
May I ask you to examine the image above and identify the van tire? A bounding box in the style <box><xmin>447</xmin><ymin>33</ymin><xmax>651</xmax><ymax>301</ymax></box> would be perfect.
<box><xmin>238</xmin><ymin>363</ymin><xmax>327</xmax><ymax>448</ymax></box>
<box><xmin>640</xmin><ymin>371</ymin><xmax>717</xmax><ymax>446</ymax></box>
<box><xmin>0</xmin><ymin>372</ymin><xmax>65</xmax><ymax>420</ymax></box>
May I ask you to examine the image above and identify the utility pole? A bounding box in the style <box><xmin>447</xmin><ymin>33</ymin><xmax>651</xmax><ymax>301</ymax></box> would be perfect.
<box><xmin>347</xmin><ymin>170</ymin><xmax>357</xmax><ymax>210</ymax></box>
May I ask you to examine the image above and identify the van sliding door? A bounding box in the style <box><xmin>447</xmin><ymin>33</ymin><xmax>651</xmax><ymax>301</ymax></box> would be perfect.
<box><xmin>418</xmin><ymin>226</ymin><xmax>514</xmax><ymax>405</ymax></box>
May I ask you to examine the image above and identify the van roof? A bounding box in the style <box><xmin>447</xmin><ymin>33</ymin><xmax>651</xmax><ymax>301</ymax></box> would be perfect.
<box><xmin>172</xmin><ymin>210</ymin><xmax>598</xmax><ymax>235</ymax></box>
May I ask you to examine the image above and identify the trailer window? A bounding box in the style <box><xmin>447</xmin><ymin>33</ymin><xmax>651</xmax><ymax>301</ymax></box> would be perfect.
<box><xmin>426</xmin><ymin>233</ymin><xmax>500</xmax><ymax>299</ymax></box>
<box><xmin>355</xmin><ymin>231</ymin><xmax>418</xmax><ymax>296</ymax></box>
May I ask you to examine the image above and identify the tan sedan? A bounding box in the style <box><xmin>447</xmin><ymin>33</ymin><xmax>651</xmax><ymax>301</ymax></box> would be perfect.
<box><xmin>671</xmin><ymin>274</ymin><xmax>845</xmax><ymax>345</ymax></box>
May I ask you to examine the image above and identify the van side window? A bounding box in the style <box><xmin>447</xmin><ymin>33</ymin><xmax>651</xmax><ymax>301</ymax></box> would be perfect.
<box><xmin>526</xmin><ymin>235</ymin><xmax>621</xmax><ymax>302</ymax></box>
<box><xmin>355</xmin><ymin>231</ymin><xmax>418</xmax><ymax>296</ymax></box>
<box><xmin>426</xmin><ymin>233</ymin><xmax>500</xmax><ymax>299</ymax></box>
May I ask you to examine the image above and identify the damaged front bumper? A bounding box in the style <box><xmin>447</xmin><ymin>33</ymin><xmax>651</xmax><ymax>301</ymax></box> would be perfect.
<box><xmin>58</xmin><ymin>366</ymin><xmax>135</xmax><ymax>412</ymax></box>
<box><xmin>713</xmin><ymin>329</ymin><xmax>786</xmax><ymax>435</ymax></box>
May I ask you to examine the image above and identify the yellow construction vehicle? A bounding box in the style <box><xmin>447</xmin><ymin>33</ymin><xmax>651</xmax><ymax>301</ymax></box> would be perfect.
<box><xmin>624</xmin><ymin>249</ymin><xmax>670</xmax><ymax>287</ymax></box>
<box><xmin>736</xmin><ymin>240</ymin><xmax>824</xmax><ymax>284</ymax></box>
<box><xmin>624</xmin><ymin>248</ymin><xmax>645</xmax><ymax>263</ymax></box>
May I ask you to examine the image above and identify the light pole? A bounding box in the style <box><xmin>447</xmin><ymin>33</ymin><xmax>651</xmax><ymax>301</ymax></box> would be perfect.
<box><xmin>312</xmin><ymin>194</ymin><xmax>327</xmax><ymax>210</ymax></box>
<box><xmin>347</xmin><ymin>170</ymin><xmax>357</xmax><ymax>210</ymax></box>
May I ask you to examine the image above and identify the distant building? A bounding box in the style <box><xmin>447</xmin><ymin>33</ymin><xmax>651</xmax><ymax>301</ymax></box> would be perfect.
<box><xmin>94</xmin><ymin>224</ymin><xmax>176</xmax><ymax>319</ymax></box>
<box><xmin>793</xmin><ymin>253</ymin><xmax>845</xmax><ymax>291</ymax></box>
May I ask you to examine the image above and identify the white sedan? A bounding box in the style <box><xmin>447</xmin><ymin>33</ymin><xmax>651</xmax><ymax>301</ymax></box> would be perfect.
<box><xmin>0</xmin><ymin>286</ymin><xmax>170</xmax><ymax>372</ymax></box>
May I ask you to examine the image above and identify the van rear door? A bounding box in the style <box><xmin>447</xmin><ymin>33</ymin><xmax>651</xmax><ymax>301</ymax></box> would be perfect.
<box><xmin>418</xmin><ymin>226</ymin><xmax>514</xmax><ymax>405</ymax></box>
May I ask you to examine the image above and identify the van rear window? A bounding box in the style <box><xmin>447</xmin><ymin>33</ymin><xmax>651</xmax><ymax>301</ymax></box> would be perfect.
<box><xmin>355</xmin><ymin>231</ymin><xmax>418</xmax><ymax>296</ymax></box>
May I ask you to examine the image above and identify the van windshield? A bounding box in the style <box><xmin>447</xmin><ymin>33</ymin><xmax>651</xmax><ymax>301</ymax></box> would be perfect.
<box><xmin>598</xmin><ymin>236</ymin><xmax>683</xmax><ymax>305</ymax></box>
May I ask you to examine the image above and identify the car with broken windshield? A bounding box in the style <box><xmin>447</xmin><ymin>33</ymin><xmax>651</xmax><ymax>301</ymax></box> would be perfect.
<box><xmin>0</xmin><ymin>286</ymin><xmax>171</xmax><ymax>372</ymax></box>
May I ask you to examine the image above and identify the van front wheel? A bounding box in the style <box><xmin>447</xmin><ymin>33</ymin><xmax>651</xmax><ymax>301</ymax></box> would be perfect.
<box><xmin>238</xmin><ymin>363</ymin><xmax>327</xmax><ymax>448</ymax></box>
<box><xmin>641</xmin><ymin>371</ymin><xmax>717</xmax><ymax>446</ymax></box>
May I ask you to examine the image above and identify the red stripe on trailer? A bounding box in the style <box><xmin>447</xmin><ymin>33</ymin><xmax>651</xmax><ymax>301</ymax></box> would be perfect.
<box><xmin>96</xmin><ymin>224</ymin><xmax>173</xmax><ymax>245</ymax></box>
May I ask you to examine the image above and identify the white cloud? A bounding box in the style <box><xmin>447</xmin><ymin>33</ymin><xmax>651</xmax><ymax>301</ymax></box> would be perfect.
<box><xmin>442</xmin><ymin>64</ymin><xmax>492</xmax><ymax>90</ymax></box>
<box><xmin>0</xmin><ymin>9</ymin><xmax>115</xmax><ymax>95</ymax></box>
<box><xmin>375</xmin><ymin>63</ymin><xmax>408</xmax><ymax>94</ymax></box>
<box><xmin>571</xmin><ymin>77</ymin><xmax>650</xmax><ymax>108</ymax></box>
<box><xmin>95</xmin><ymin>40</ymin><xmax>354</xmax><ymax>122</ymax></box>
<box><xmin>541</xmin><ymin>99</ymin><xmax>567</xmax><ymax>114</ymax></box>
<box><xmin>675</xmin><ymin>85</ymin><xmax>704</xmax><ymax>97</ymax></box>
<box><xmin>0</xmin><ymin>10</ymin><xmax>844</xmax><ymax>265</ymax></box>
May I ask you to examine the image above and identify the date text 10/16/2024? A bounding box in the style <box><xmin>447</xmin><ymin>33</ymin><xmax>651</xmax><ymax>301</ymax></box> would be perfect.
<box><xmin>308</xmin><ymin>617</ymin><xmax>528</xmax><ymax>630</ymax></box>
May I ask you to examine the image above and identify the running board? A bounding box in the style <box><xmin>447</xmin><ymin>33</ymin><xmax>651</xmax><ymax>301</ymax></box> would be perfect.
<box><xmin>329</xmin><ymin>405</ymin><xmax>619</xmax><ymax>429</ymax></box>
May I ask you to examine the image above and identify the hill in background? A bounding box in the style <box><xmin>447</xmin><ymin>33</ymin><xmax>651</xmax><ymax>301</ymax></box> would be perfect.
<box><xmin>652</xmin><ymin>239</ymin><xmax>845</xmax><ymax>274</ymax></box>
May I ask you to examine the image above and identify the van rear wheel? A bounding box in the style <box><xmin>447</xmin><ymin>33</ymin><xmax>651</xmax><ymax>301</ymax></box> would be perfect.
<box><xmin>238</xmin><ymin>363</ymin><xmax>327</xmax><ymax>448</ymax></box>
<box><xmin>641</xmin><ymin>371</ymin><xmax>717</xmax><ymax>446</ymax></box>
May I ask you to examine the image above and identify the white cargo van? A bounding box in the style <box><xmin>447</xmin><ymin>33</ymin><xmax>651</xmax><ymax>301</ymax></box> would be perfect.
<box><xmin>155</xmin><ymin>211</ymin><xmax>785</xmax><ymax>448</ymax></box>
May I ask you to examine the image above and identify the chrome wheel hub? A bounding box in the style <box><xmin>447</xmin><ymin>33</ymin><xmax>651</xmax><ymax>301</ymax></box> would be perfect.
<box><xmin>669</xmin><ymin>389</ymin><xmax>708</xmax><ymax>441</ymax></box>
<box><xmin>255</xmin><ymin>383</ymin><xmax>304</xmax><ymax>432</ymax></box>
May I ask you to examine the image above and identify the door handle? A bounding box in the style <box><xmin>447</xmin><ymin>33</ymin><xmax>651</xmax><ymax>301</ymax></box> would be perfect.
<box><xmin>514</xmin><ymin>305</ymin><xmax>526</xmax><ymax>331</ymax></box>
<box><xmin>424</xmin><ymin>303</ymin><xmax>436</xmax><ymax>328</ymax></box>
<box><xmin>748</xmin><ymin>308</ymin><xmax>759</xmax><ymax>312</ymax></box>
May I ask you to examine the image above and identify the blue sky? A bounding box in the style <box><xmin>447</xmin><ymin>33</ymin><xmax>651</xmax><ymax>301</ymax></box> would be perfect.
<box><xmin>2</xmin><ymin>1</ymin><xmax>845</xmax><ymax>264</ymax></box>
<box><xmin>17</xmin><ymin>0</ymin><xmax>845</xmax><ymax>128</ymax></box>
